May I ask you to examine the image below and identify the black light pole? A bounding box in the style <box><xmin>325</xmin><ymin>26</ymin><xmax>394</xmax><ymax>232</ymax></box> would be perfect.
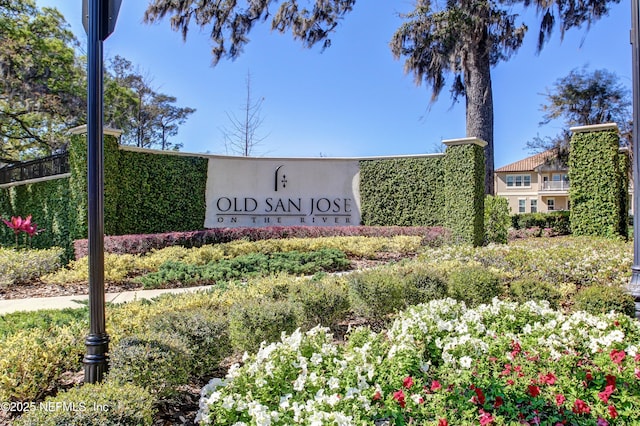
<box><xmin>83</xmin><ymin>0</ymin><xmax>121</xmax><ymax>384</ymax></box>
<box><xmin>630</xmin><ymin>0</ymin><xmax>640</xmax><ymax>317</ymax></box>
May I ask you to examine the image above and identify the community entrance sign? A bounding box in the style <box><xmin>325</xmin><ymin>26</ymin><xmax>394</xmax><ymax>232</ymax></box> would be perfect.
<box><xmin>205</xmin><ymin>158</ymin><xmax>361</xmax><ymax>227</ymax></box>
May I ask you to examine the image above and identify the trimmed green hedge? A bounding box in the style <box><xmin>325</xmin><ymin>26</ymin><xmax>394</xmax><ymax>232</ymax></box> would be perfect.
<box><xmin>359</xmin><ymin>157</ymin><xmax>444</xmax><ymax>226</ymax></box>
<box><xmin>115</xmin><ymin>150</ymin><xmax>207</xmax><ymax>235</ymax></box>
<box><xmin>569</xmin><ymin>129</ymin><xmax>627</xmax><ymax>238</ymax></box>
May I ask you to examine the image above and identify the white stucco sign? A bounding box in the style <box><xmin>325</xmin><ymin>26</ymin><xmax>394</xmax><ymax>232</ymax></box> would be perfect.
<box><xmin>204</xmin><ymin>157</ymin><xmax>361</xmax><ymax>228</ymax></box>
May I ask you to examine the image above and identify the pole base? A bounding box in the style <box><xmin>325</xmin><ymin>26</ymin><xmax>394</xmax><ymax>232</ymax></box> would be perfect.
<box><xmin>628</xmin><ymin>265</ymin><xmax>640</xmax><ymax>319</ymax></box>
<box><xmin>83</xmin><ymin>333</ymin><xmax>109</xmax><ymax>383</ymax></box>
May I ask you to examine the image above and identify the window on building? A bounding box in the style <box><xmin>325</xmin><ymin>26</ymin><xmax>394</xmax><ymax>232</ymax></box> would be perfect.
<box><xmin>547</xmin><ymin>198</ymin><xmax>555</xmax><ymax>211</ymax></box>
<box><xmin>519</xmin><ymin>199</ymin><xmax>526</xmax><ymax>213</ymax></box>
<box><xmin>530</xmin><ymin>199</ymin><xmax>537</xmax><ymax>213</ymax></box>
<box><xmin>506</xmin><ymin>174</ymin><xmax>531</xmax><ymax>188</ymax></box>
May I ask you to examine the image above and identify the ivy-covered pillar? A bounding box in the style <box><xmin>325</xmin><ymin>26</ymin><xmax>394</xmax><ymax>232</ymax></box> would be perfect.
<box><xmin>69</xmin><ymin>125</ymin><xmax>122</xmax><ymax>243</ymax></box>
<box><xmin>569</xmin><ymin>123</ymin><xmax>627</xmax><ymax>238</ymax></box>
<box><xmin>442</xmin><ymin>137</ymin><xmax>486</xmax><ymax>246</ymax></box>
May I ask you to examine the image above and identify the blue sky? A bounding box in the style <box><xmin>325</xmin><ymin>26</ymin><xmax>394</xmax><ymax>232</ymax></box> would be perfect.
<box><xmin>37</xmin><ymin>1</ymin><xmax>632</xmax><ymax>168</ymax></box>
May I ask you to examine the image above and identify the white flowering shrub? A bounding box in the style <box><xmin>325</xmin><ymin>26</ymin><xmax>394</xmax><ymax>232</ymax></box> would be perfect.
<box><xmin>198</xmin><ymin>298</ymin><xmax>640</xmax><ymax>425</ymax></box>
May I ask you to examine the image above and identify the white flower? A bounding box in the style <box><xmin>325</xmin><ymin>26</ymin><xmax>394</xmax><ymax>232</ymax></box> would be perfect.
<box><xmin>310</xmin><ymin>352</ymin><xmax>323</xmax><ymax>365</ymax></box>
<box><xmin>328</xmin><ymin>377</ymin><xmax>340</xmax><ymax>390</ymax></box>
<box><xmin>459</xmin><ymin>356</ymin><xmax>473</xmax><ymax>369</ymax></box>
<box><xmin>279</xmin><ymin>394</ymin><xmax>292</xmax><ymax>410</ymax></box>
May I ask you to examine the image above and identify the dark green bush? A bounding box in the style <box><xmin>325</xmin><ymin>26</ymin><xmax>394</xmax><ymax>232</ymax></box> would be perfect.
<box><xmin>14</xmin><ymin>382</ymin><xmax>154</xmax><ymax>426</ymax></box>
<box><xmin>447</xmin><ymin>266</ymin><xmax>502</xmax><ymax>307</ymax></box>
<box><xmin>288</xmin><ymin>277</ymin><xmax>351</xmax><ymax>330</ymax></box>
<box><xmin>228</xmin><ymin>298</ymin><xmax>299</xmax><ymax>353</ymax></box>
<box><xmin>137</xmin><ymin>249</ymin><xmax>350</xmax><ymax>288</ymax></box>
<box><xmin>511</xmin><ymin>211</ymin><xmax>571</xmax><ymax>234</ymax></box>
<box><xmin>573</xmin><ymin>285</ymin><xmax>636</xmax><ymax>317</ymax></box>
<box><xmin>107</xmin><ymin>332</ymin><xmax>191</xmax><ymax>398</ymax></box>
<box><xmin>508</xmin><ymin>279</ymin><xmax>562</xmax><ymax>309</ymax></box>
<box><xmin>347</xmin><ymin>267</ymin><xmax>446</xmax><ymax>322</ymax></box>
<box><xmin>149</xmin><ymin>308</ymin><xmax>231</xmax><ymax>380</ymax></box>
<box><xmin>347</xmin><ymin>270</ymin><xmax>407</xmax><ymax>322</ymax></box>
<box><xmin>401</xmin><ymin>268</ymin><xmax>448</xmax><ymax>303</ymax></box>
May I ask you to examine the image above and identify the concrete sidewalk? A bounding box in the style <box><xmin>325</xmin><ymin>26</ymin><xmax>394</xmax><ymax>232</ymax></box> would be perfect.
<box><xmin>0</xmin><ymin>285</ymin><xmax>214</xmax><ymax>315</ymax></box>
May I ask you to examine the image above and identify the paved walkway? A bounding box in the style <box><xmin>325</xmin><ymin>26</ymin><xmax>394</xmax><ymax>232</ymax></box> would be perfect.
<box><xmin>0</xmin><ymin>285</ymin><xmax>214</xmax><ymax>315</ymax></box>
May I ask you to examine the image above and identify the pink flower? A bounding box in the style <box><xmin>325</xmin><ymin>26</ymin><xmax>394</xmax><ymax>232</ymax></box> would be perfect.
<box><xmin>2</xmin><ymin>215</ymin><xmax>29</xmax><ymax>235</ymax></box>
<box><xmin>572</xmin><ymin>399</ymin><xmax>591</xmax><ymax>415</ymax></box>
<box><xmin>598</xmin><ymin>385</ymin><xmax>615</xmax><ymax>404</ymax></box>
<box><xmin>438</xmin><ymin>419</ymin><xmax>448</xmax><ymax>426</ymax></box>
<box><xmin>393</xmin><ymin>389</ymin><xmax>406</xmax><ymax>408</ymax></box>
<box><xmin>610</xmin><ymin>349</ymin><xmax>626</xmax><ymax>365</ymax></box>
<box><xmin>479</xmin><ymin>409</ymin><xmax>494</xmax><ymax>425</ymax></box>
<box><xmin>608</xmin><ymin>405</ymin><xmax>618</xmax><ymax>419</ymax></box>
<box><xmin>597</xmin><ymin>418</ymin><xmax>609</xmax><ymax>426</ymax></box>
<box><xmin>555</xmin><ymin>394</ymin><xmax>566</xmax><ymax>406</ymax></box>
<box><xmin>403</xmin><ymin>376</ymin><xmax>414</xmax><ymax>389</ymax></box>
<box><xmin>539</xmin><ymin>372</ymin><xmax>557</xmax><ymax>385</ymax></box>
<box><xmin>431</xmin><ymin>380</ymin><xmax>442</xmax><ymax>392</ymax></box>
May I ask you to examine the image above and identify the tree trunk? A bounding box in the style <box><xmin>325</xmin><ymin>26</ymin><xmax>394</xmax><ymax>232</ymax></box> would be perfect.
<box><xmin>465</xmin><ymin>44</ymin><xmax>494</xmax><ymax>195</ymax></box>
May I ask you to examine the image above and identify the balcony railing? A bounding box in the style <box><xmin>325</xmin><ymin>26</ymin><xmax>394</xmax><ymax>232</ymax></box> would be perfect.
<box><xmin>540</xmin><ymin>181</ymin><xmax>570</xmax><ymax>191</ymax></box>
<box><xmin>0</xmin><ymin>152</ymin><xmax>69</xmax><ymax>185</ymax></box>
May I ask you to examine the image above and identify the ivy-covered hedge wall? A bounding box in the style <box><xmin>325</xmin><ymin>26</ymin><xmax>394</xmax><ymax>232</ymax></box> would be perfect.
<box><xmin>569</xmin><ymin>128</ymin><xmax>627</xmax><ymax>238</ymax></box>
<box><xmin>360</xmin><ymin>141</ymin><xmax>485</xmax><ymax>245</ymax></box>
<box><xmin>359</xmin><ymin>157</ymin><xmax>445</xmax><ymax>226</ymax></box>
<box><xmin>2</xmin><ymin>136</ymin><xmax>485</xmax><ymax>253</ymax></box>
<box><xmin>0</xmin><ymin>178</ymin><xmax>75</xmax><ymax>257</ymax></box>
<box><xmin>0</xmin><ymin>133</ymin><xmax>208</xmax><ymax>256</ymax></box>
<box><xmin>115</xmin><ymin>150</ymin><xmax>208</xmax><ymax>235</ymax></box>
<box><xmin>443</xmin><ymin>142</ymin><xmax>486</xmax><ymax>246</ymax></box>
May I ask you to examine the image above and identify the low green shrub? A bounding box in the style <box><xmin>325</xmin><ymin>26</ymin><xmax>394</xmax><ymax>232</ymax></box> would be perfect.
<box><xmin>573</xmin><ymin>285</ymin><xmax>636</xmax><ymax>317</ymax></box>
<box><xmin>137</xmin><ymin>248</ymin><xmax>350</xmax><ymax>288</ymax></box>
<box><xmin>0</xmin><ymin>247</ymin><xmax>64</xmax><ymax>286</ymax></box>
<box><xmin>484</xmin><ymin>195</ymin><xmax>510</xmax><ymax>244</ymax></box>
<box><xmin>0</xmin><ymin>307</ymin><xmax>87</xmax><ymax>339</ymax></box>
<box><xmin>398</xmin><ymin>265</ymin><xmax>448</xmax><ymax>303</ymax></box>
<box><xmin>148</xmin><ymin>308</ymin><xmax>231</xmax><ymax>380</ymax></box>
<box><xmin>511</xmin><ymin>211</ymin><xmax>571</xmax><ymax>235</ymax></box>
<box><xmin>0</xmin><ymin>324</ymin><xmax>84</xmax><ymax>402</ymax></box>
<box><xmin>347</xmin><ymin>266</ymin><xmax>447</xmax><ymax>323</ymax></box>
<box><xmin>508</xmin><ymin>278</ymin><xmax>562</xmax><ymax>309</ymax></box>
<box><xmin>107</xmin><ymin>332</ymin><xmax>191</xmax><ymax>398</ymax></box>
<box><xmin>447</xmin><ymin>266</ymin><xmax>502</xmax><ymax>307</ymax></box>
<box><xmin>228</xmin><ymin>298</ymin><xmax>298</xmax><ymax>353</ymax></box>
<box><xmin>14</xmin><ymin>382</ymin><xmax>154</xmax><ymax>426</ymax></box>
<box><xmin>288</xmin><ymin>276</ymin><xmax>351</xmax><ymax>330</ymax></box>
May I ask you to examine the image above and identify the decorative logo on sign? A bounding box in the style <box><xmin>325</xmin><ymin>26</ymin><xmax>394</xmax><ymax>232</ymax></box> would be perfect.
<box><xmin>274</xmin><ymin>165</ymin><xmax>287</xmax><ymax>191</ymax></box>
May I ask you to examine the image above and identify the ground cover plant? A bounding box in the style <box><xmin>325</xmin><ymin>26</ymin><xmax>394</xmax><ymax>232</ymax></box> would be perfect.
<box><xmin>197</xmin><ymin>299</ymin><xmax>640</xmax><ymax>425</ymax></box>
<box><xmin>1</xmin><ymin>235</ymin><xmax>637</xmax><ymax>425</ymax></box>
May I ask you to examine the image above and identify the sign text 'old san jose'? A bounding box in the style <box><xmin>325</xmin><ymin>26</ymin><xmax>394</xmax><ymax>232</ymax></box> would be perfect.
<box><xmin>215</xmin><ymin>197</ymin><xmax>353</xmax><ymax>224</ymax></box>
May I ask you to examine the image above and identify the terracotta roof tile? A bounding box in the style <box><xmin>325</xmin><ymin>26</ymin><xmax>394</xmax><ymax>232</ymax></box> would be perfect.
<box><xmin>496</xmin><ymin>150</ymin><xmax>557</xmax><ymax>172</ymax></box>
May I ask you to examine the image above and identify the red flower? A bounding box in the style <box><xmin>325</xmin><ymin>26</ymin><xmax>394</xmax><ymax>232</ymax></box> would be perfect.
<box><xmin>479</xmin><ymin>409</ymin><xmax>494</xmax><ymax>425</ymax></box>
<box><xmin>500</xmin><ymin>364</ymin><xmax>511</xmax><ymax>377</ymax></box>
<box><xmin>403</xmin><ymin>376</ymin><xmax>414</xmax><ymax>389</ymax></box>
<box><xmin>431</xmin><ymin>380</ymin><xmax>442</xmax><ymax>391</ymax></box>
<box><xmin>494</xmin><ymin>396</ymin><xmax>503</xmax><ymax>408</ymax></box>
<box><xmin>438</xmin><ymin>419</ymin><xmax>448</xmax><ymax>426</ymax></box>
<box><xmin>585</xmin><ymin>371</ymin><xmax>593</xmax><ymax>381</ymax></box>
<box><xmin>573</xmin><ymin>399</ymin><xmax>591</xmax><ymax>415</ymax></box>
<box><xmin>506</xmin><ymin>379</ymin><xmax>515</xmax><ymax>386</ymax></box>
<box><xmin>510</xmin><ymin>340</ymin><xmax>522</xmax><ymax>358</ymax></box>
<box><xmin>393</xmin><ymin>390</ymin><xmax>406</xmax><ymax>408</ymax></box>
<box><xmin>610</xmin><ymin>349</ymin><xmax>626</xmax><ymax>365</ymax></box>
<box><xmin>372</xmin><ymin>390</ymin><xmax>381</xmax><ymax>401</ymax></box>
<box><xmin>605</xmin><ymin>375</ymin><xmax>616</xmax><ymax>388</ymax></box>
<box><xmin>608</xmin><ymin>405</ymin><xmax>618</xmax><ymax>419</ymax></box>
<box><xmin>528</xmin><ymin>385</ymin><xmax>541</xmax><ymax>397</ymax></box>
<box><xmin>472</xmin><ymin>387</ymin><xmax>486</xmax><ymax>405</ymax></box>
<box><xmin>555</xmin><ymin>394</ymin><xmax>566</xmax><ymax>406</ymax></box>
